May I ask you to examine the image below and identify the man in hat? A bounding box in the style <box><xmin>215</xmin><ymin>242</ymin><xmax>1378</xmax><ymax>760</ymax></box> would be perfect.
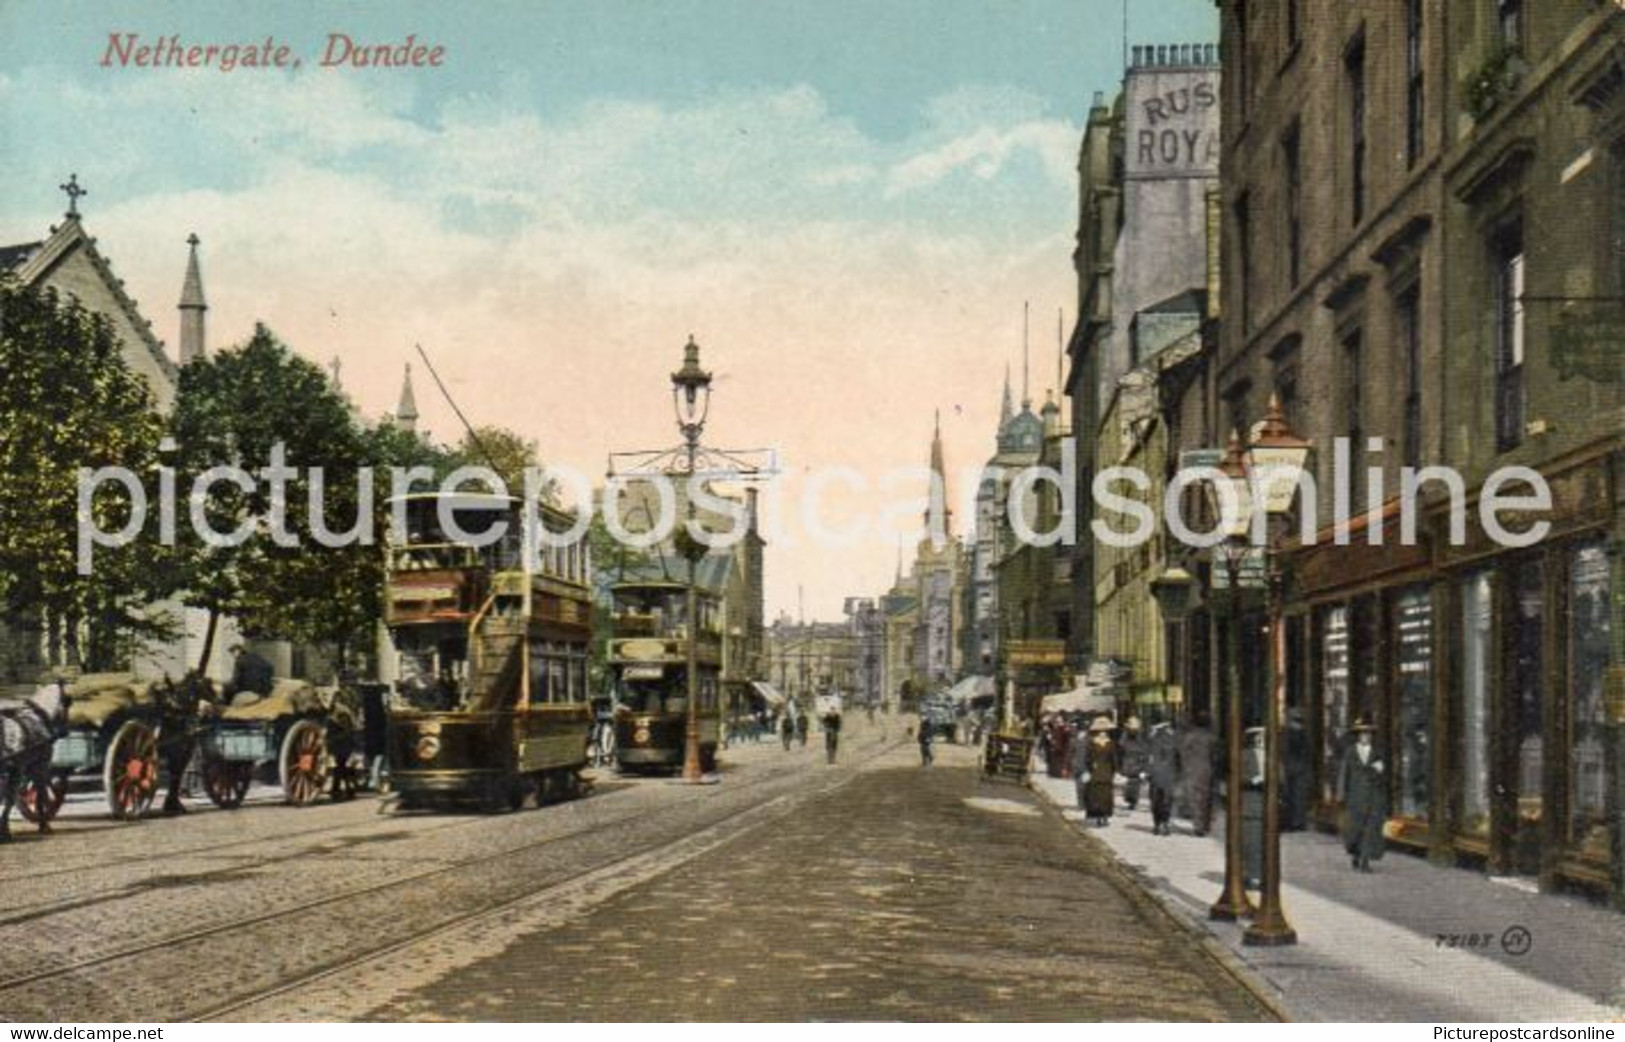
<box><xmin>1179</xmin><ymin>710</ymin><xmax>1216</xmax><ymax>836</ymax></box>
<box><xmin>1119</xmin><ymin>716</ymin><xmax>1147</xmax><ymax>811</ymax></box>
<box><xmin>1147</xmin><ymin>720</ymin><xmax>1179</xmax><ymax>836</ymax></box>
<box><xmin>1339</xmin><ymin>720</ymin><xmax>1387</xmax><ymax>871</ymax></box>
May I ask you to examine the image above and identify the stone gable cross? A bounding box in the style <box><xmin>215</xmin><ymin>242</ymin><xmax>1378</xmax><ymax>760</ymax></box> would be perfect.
<box><xmin>60</xmin><ymin>173</ymin><xmax>86</xmax><ymax>218</ymax></box>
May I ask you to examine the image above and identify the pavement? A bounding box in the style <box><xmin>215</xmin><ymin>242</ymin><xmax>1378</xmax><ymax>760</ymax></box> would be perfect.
<box><xmin>1028</xmin><ymin>769</ymin><xmax>1625</xmax><ymax>1022</ymax></box>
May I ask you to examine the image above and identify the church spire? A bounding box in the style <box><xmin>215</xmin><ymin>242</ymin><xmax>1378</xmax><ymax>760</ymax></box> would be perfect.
<box><xmin>396</xmin><ymin>363</ymin><xmax>419</xmax><ymax>434</ymax></box>
<box><xmin>925</xmin><ymin>408</ymin><xmax>951</xmax><ymax>538</ymax></box>
<box><xmin>1021</xmin><ymin>300</ymin><xmax>1031</xmax><ymax>411</ymax></box>
<box><xmin>178</xmin><ymin>233</ymin><xmax>207</xmax><ymax>366</ymax></box>
<box><xmin>999</xmin><ymin>364</ymin><xmax>1013</xmax><ymax>427</ymax></box>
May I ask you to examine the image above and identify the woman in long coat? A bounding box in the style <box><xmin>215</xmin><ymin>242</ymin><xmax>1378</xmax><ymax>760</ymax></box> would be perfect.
<box><xmin>1339</xmin><ymin>720</ymin><xmax>1387</xmax><ymax>871</ymax></box>
<box><xmin>1081</xmin><ymin>717</ymin><xmax>1118</xmax><ymax>826</ymax></box>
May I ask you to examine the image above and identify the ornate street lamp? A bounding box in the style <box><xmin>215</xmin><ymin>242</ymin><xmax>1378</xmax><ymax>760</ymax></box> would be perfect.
<box><xmin>1149</xmin><ymin>565</ymin><xmax>1199</xmax><ymax>624</ymax></box>
<box><xmin>671</xmin><ymin>337</ymin><xmax>712</xmax><ymax>783</ymax></box>
<box><xmin>1204</xmin><ymin>429</ymin><xmax>1257</xmax><ymax>923</ymax></box>
<box><xmin>1242</xmin><ymin>393</ymin><xmax>1311</xmax><ymax>947</ymax></box>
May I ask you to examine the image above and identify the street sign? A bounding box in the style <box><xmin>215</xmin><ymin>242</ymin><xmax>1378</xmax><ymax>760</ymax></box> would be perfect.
<box><xmin>1006</xmin><ymin>639</ymin><xmax>1066</xmax><ymax>666</ymax></box>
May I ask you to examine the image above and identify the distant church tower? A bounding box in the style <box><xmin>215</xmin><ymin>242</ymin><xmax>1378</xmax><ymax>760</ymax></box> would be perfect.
<box><xmin>925</xmin><ymin>408</ymin><xmax>952</xmax><ymax>538</ymax></box>
<box><xmin>396</xmin><ymin>363</ymin><xmax>419</xmax><ymax>434</ymax></box>
<box><xmin>178</xmin><ymin>233</ymin><xmax>207</xmax><ymax>366</ymax></box>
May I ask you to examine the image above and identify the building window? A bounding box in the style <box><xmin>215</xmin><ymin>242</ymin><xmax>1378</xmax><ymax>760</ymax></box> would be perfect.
<box><xmin>1342</xmin><ymin>329</ymin><xmax>1363</xmax><ymax>503</ymax></box>
<box><xmin>1612</xmin><ymin>144</ymin><xmax>1625</xmax><ymax>298</ymax></box>
<box><xmin>1275</xmin><ymin>367</ymin><xmax>1299</xmax><ymax>429</ymax></box>
<box><xmin>1458</xmin><ymin>572</ymin><xmax>1493</xmax><ymax>837</ymax></box>
<box><xmin>1394</xmin><ymin>586</ymin><xmax>1432</xmax><ymax>822</ymax></box>
<box><xmin>1235</xmin><ymin>190</ymin><xmax>1252</xmax><ymax>332</ymax></box>
<box><xmin>1283</xmin><ymin>123</ymin><xmax>1302</xmax><ymax>288</ymax></box>
<box><xmin>1493</xmin><ymin>221</ymin><xmax>1525</xmax><ymax>452</ymax></box>
<box><xmin>1319</xmin><ymin>604</ymin><xmax>1350</xmax><ymax>805</ymax></box>
<box><xmin>1347</xmin><ymin>32</ymin><xmax>1367</xmax><ymax>226</ymax></box>
<box><xmin>1498</xmin><ymin>0</ymin><xmax>1523</xmax><ymax>53</ymax></box>
<box><xmin>1235</xmin><ymin>0</ymin><xmax>1249</xmax><ymax>116</ymax></box>
<box><xmin>1406</xmin><ymin>0</ymin><xmax>1424</xmax><ymax>167</ymax></box>
<box><xmin>1507</xmin><ymin>557</ymin><xmax>1544</xmax><ymax>849</ymax></box>
<box><xmin>1568</xmin><ymin>541</ymin><xmax>1610</xmax><ymax>858</ymax></box>
<box><xmin>1399</xmin><ymin>286</ymin><xmax>1423</xmax><ymax>469</ymax></box>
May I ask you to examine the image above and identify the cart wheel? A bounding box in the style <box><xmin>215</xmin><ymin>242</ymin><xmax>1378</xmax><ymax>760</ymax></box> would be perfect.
<box><xmin>202</xmin><ymin>759</ymin><xmax>252</xmax><ymax>809</ymax></box>
<box><xmin>18</xmin><ymin>771</ymin><xmax>69</xmax><ymax>824</ymax></box>
<box><xmin>279</xmin><ymin>720</ymin><xmax>328</xmax><ymax>806</ymax></box>
<box><xmin>104</xmin><ymin>720</ymin><xmax>159</xmax><ymax>821</ymax></box>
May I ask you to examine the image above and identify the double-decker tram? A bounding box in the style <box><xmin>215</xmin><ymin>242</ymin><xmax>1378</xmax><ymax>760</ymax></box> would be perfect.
<box><xmin>607</xmin><ymin>580</ymin><xmax>721</xmax><ymax>774</ymax></box>
<box><xmin>383</xmin><ymin>492</ymin><xmax>593</xmax><ymax>810</ymax></box>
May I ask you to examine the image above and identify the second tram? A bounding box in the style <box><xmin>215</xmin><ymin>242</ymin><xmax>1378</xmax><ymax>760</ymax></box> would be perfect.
<box><xmin>607</xmin><ymin>580</ymin><xmax>722</xmax><ymax>774</ymax></box>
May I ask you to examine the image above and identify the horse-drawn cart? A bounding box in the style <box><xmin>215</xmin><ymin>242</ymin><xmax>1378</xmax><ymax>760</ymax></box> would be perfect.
<box><xmin>197</xmin><ymin>679</ymin><xmax>362</xmax><ymax>809</ymax></box>
<box><xmin>20</xmin><ymin>672</ymin><xmax>198</xmax><ymax>823</ymax></box>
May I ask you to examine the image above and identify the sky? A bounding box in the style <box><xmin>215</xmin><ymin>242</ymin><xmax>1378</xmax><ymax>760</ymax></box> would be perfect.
<box><xmin>0</xmin><ymin>0</ymin><xmax>1218</xmax><ymax>621</ymax></box>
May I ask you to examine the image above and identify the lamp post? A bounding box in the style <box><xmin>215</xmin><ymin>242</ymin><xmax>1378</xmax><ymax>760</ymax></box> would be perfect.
<box><xmin>1241</xmin><ymin>394</ymin><xmax>1311</xmax><ymax>947</ymax></box>
<box><xmin>1204</xmin><ymin>429</ymin><xmax>1257</xmax><ymax>922</ymax></box>
<box><xmin>671</xmin><ymin>336</ymin><xmax>713</xmax><ymax>783</ymax></box>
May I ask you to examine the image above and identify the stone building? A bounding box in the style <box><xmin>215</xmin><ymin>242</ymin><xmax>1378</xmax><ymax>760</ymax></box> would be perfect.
<box><xmin>967</xmin><ymin>370</ymin><xmax>1044</xmax><ymax>675</ymax></box>
<box><xmin>1066</xmin><ymin>45</ymin><xmax>1224</xmax><ymax>671</ymax></box>
<box><xmin>0</xmin><ymin>184</ymin><xmax>244</xmax><ymax>683</ymax></box>
<box><xmin>1214</xmin><ymin>0</ymin><xmax>1622</xmax><ymax>904</ymax></box>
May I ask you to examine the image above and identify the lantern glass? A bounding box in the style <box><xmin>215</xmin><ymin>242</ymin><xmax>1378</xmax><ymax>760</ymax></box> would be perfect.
<box><xmin>1248</xmin><ymin>443</ymin><xmax>1311</xmax><ymax>516</ymax></box>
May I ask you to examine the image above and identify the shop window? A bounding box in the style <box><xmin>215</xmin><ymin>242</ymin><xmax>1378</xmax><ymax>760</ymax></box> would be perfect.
<box><xmin>1508</xmin><ymin>558</ymin><xmax>1544</xmax><ymax>827</ymax></box>
<box><xmin>1320</xmin><ymin>604</ymin><xmax>1351</xmax><ymax>803</ymax></box>
<box><xmin>1568</xmin><ymin>541</ymin><xmax>1610</xmax><ymax>857</ymax></box>
<box><xmin>1394</xmin><ymin>586</ymin><xmax>1432</xmax><ymax>821</ymax></box>
<box><xmin>1460</xmin><ymin>572</ymin><xmax>1493</xmax><ymax>836</ymax></box>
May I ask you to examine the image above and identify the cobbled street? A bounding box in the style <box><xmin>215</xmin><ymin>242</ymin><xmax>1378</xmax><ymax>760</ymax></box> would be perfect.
<box><xmin>0</xmin><ymin>726</ymin><xmax>1270</xmax><ymax>1023</ymax></box>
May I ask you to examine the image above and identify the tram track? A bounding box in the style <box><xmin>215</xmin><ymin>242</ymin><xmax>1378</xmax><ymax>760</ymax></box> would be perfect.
<box><xmin>0</xmin><ymin>798</ymin><xmax>490</xmax><ymax>887</ymax></box>
<box><xmin>0</xmin><ymin>741</ymin><xmax>899</xmax><ymax>1019</ymax></box>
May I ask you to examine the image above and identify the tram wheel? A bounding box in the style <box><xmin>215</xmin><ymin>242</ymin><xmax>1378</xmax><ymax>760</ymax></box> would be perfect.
<box><xmin>202</xmin><ymin>759</ymin><xmax>252</xmax><ymax>809</ymax></box>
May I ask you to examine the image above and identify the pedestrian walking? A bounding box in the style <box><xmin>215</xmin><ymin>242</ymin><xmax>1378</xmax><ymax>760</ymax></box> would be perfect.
<box><xmin>781</xmin><ymin>711</ymin><xmax>795</xmax><ymax>751</ymax></box>
<box><xmin>795</xmin><ymin>709</ymin><xmax>808</xmax><ymax>747</ymax></box>
<box><xmin>822</xmin><ymin>708</ymin><xmax>842</xmax><ymax>764</ymax></box>
<box><xmin>1178</xmin><ymin>711</ymin><xmax>1216</xmax><ymax>836</ymax></box>
<box><xmin>918</xmin><ymin>722</ymin><xmax>934</xmax><ymax>767</ymax></box>
<box><xmin>1069</xmin><ymin>730</ymin><xmax>1090</xmax><ymax>812</ymax></box>
<box><xmin>1082</xmin><ymin>717</ymin><xmax>1117</xmax><ymax>826</ymax></box>
<box><xmin>1242</xmin><ymin>727</ymin><xmax>1266</xmax><ymax>888</ymax></box>
<box><xmin>1119</xmin><ymin>717</ymin><xmax>1147</xmax><ymax>811</ymax></box>
<box><xmin>1284</xmin><ymin>708</ymin><xmax>1312</xmax><ymax>831</ymax></box>
<box><xmin>1339</xmin><ymin>719</ymin><xmax>1387</xmax><ymax>872</ymax></box>
<box><xmin>1147</xmin><ymin>720</ymin><xmax>1178</xmax><ymax>836</ymax></box>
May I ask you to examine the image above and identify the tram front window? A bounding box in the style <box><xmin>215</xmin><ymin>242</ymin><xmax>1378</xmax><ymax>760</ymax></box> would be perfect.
<box><xmin>621</xmin><ymin>680</ymin><xmax>683</xmax><ymax>716</ymax></box>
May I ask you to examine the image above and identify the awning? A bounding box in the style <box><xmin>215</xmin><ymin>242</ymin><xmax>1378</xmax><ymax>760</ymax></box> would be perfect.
<box><xmin>1040</xmin><ymin>684</ymin><xmax>1118</xmax><ymax>715</ymax></box>
<box><xmin>944</xmin><ymin>675</ymin><xmax>995</xmax><ymax>705</ymax></box>
<box><xmin>749</xmin><ymin>681</ymin><xmax>786</xmax><ymax>708</ymax></box>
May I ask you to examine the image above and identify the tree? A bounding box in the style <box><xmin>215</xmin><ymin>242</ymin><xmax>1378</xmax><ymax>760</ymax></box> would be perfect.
<box><xmin>0</xmin><ymin>276</ymin><xmax>177</xmax><ymax>672</ymax></box>
<box><xmin>451</xmin><ymin>424</ymin><xmax>557</xmax><ymax>503</ymax></box>
<box><xmin>170</xmin><ymin>324</ymin><xmax>374</xmax><ymax>670</ymax></box>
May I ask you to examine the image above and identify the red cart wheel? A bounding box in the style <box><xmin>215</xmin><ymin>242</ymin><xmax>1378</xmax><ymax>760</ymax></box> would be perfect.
<box><xmin>104</xmin><ymin>720</ymin><xmax>159</xmax><ymax>821</ymax></box>
<box><xmin>279</xmin><ymin>720</ymin><xmax>328</xmax><ymax>806</ymax></box>
<box><xmin>18</xmin><ymin>771</ymin><xmax>69</xmax><ymax>824</ymax></box>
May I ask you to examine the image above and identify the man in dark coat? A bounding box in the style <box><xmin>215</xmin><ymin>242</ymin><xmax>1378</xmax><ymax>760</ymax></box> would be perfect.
<box><xmin>1118</xmin><ymin>717</ymin><xmax>1147</xmax><ymax>811</ymax></box>
<box><xmin>1178</xmin><ymin>711</ymin><xmax>1216</xmax><ymax>836</ymax></box>
<box><xmin>1242</xmin><ymin>727</ymin><xmax>1265</xmax><ymax>888</ymax></box>
<box><xmin>1339</xmin><ymin>720</ymin><xmax>1387</xmax><ymax>871</ymax></box>
<box><xmin>1283</xmin><ymin>708</ymin><xmax>1312</xmax><ymax>831</ymax></box>
<box><xmin>1147</xmin><ymin>721</ymin><xmax>1179</xmax><ymax>835</ymax></box>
